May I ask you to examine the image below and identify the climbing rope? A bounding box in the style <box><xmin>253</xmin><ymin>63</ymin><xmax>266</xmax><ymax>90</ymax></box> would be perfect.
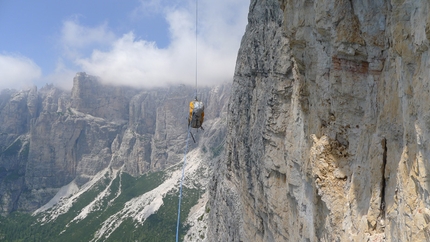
<box><xmin>175</xmin><ymin>126</ymin><xmax>192</xmax><ymax>242</ymax></box>
<box><xmin>176</xmin><ymin>1</ymin><xmax>198</xmax><ymax>241</ymax></box>
<box><xmin>194</xmin><ymin>0</ymin><xmax>198</xmax><ymax>100</ymax></box>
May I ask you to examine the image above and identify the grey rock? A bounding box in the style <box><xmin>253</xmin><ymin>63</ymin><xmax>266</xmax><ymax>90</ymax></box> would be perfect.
<box><xmin>208</xmin><ymin>0</ymin><xmax>430</xmax><ymax>241</ymax></box>
<box><xmin>0</xmin><ymin>73</ymin><xmax>230</xmax><ymax>214</ymax></box>
<box><xmin>71</xmin><ymin>72</ymin><xmax>135</xmax><ymax>122</ymax></box>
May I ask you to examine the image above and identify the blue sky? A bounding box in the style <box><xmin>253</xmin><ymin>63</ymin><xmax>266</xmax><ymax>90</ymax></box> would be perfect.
<box><xmin>0</xmin><ymin>0</ymin><xmax>249</xmax><ymax>90</ymax></box>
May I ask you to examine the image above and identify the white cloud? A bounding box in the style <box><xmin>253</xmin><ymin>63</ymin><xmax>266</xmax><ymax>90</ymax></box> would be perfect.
<box><xmin>69</xmin><ymin>0</ymin><xmax>249</xmax><ymax>88</ymax></box>
<box><xmin>0</xmin><ymin>54</ymin><xmax>42</xmax><ymax>90</ymax></box>
<box><xmin>0</xmin><ymin>1</ymin><xmax>249</xmax><ymax>91</ymax></box>
<box><xmin>61</xmin><ymin>19</ymin><xmax>116</xmax><ymax>59</ymax></box>
<box><xmin>45</xmin><ymin>59</ymin><xmax>77</xmax><ymax>90</ymax></box>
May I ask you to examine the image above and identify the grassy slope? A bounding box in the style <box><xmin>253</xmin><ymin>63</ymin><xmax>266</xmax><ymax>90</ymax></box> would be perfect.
<box><xmin>0</xmin><ymin>170</ymin><xmax>202</xmax><ymax>242</ymax></box>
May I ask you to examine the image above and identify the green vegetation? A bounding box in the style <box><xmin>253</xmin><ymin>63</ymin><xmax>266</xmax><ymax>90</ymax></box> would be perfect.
<box><xmin>0</xmin><ymin>170</ymin><xmax>204</xmax><ymax>242</ymax></box>
<box><xmin>0</xmin><ymin>212</ymin><xmax>39</xmax><ymax>241</ymax></box>
<box><xmin>108</xmin><ymin>187</ymin><xmax>201</xmax><ymax>242</ymax></box>
<box><xmin>4</xmin><ymin>170</ymin><xmax>21</xmax><ymax>182</ymax></box>
<box><xmin>51</xmin><ymin>171</ymin><xmax>166</xmax><ymax>242</ymax></box>
<box><xmin>0</xmin><ymin>173</ymin><xmax>114</xmax><ymax>242</ymax></box>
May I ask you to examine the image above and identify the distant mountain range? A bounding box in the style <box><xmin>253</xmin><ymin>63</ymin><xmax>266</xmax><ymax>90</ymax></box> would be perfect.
<box><xmin>0</xmin><ymin>73</ymin><xmax>229</xmax><ymax>241</ymax></box>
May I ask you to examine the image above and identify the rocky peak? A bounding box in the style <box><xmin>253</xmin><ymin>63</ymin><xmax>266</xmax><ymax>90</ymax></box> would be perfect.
<box><xmin>0</xmin><ymin>89</ymin><xmax>31</xmax><ymax>136</ymax></box>
<box><xmin>71</xmin><ymin>72</ymin><xmax>134</xmax><ymax>122</ymax></box>
<box><xmin>208</xmin><ymin>0</ymin><xmax>430</xmax><ymax>241</ymax></box>
<box><xmin>0</xmin><ymin>74</ymin><xmax>230</xmax><ymax>215</ymax></box>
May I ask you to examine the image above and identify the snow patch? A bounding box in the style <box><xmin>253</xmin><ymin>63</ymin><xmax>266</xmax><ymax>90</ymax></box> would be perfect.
<box><xmin>69</xmin><ymin>169</ymin><xmax>121</xmax><ymax>224</ymax></box>
<box><xmin>91</xmin><ymin>149</ymin><xmax>203</xmax><ymax>241</ymax></box>
<box><xmin>33</xmin><ymin>180</ymin><xmax>79</xmax><ymax>215</ymax></box>
<box><xmin>33</xmin><ymin>147</ymin><xmax>209</xmax><ymax>241</ymax></box>
<box><xmin>34</xmin><ymin>167</ymin><xmax>115</xmax><ymax>224</ymax></box>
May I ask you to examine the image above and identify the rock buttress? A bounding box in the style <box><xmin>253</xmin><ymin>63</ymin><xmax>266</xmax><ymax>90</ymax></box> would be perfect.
<box><xmin>208</xmin><ymin>0</ymin><xmax>430</xmax><ymax>241</ymax></box>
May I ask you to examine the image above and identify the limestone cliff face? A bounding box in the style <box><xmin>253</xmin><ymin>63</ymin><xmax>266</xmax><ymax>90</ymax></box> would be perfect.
<box><xmin>209</xmin><ymin>0</ymin><xmax>430</xmax><ymax>241</ymax></box>
<box><xmin>0</xmin><ymin>73</ymin><xmax>229</xmax><ymax>214</ymax></box>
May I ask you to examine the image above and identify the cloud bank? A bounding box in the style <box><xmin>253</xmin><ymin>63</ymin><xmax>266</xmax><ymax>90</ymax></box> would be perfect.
<box><xmin>0</xmin><ymin>0</ymin><xmax>249</xmax><ymax>91</ymax></box>
<box><xmin>0</xmin><ymin>54</ymin><xmax>42</xmax><ymax>90</ymax></box>
<box><xmin>69</xmin><ymin>0</ymin><xmax>249</xmax><ymax>88</ymax></box>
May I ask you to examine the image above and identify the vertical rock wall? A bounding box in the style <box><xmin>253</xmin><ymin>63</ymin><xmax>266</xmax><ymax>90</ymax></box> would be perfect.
<box><xmin>0</xmin><ymin>73</ymin><xmax>230</xmax><ymax>214</ymax></box>
<box><xmin>209</xmin><ymin>0</ymin><xmax>430</xmax><ymax>241</ymax></box>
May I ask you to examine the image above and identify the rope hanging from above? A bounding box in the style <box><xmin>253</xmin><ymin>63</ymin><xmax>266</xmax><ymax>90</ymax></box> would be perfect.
<box><xmin>175</xmin><ymin>126</ymin><xmax>192</xmax><ymax>242</ymax></box>
<box><xmin>195</xmin><ymin>0</ymin><xmax>198</xmax><ymax>100</ymax></box>
<box><xmin>175</xmin><ymin>1</ymin><xmax>201</xmax><ymax>241</ymax></box>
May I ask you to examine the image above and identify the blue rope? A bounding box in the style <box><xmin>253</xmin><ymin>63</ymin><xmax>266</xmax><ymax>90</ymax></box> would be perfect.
<box><xmin>176</xmin><ymin>0</ymin><xmax>198</xmax><ymax>239</ymax></box>
<box><xmin>176</xmin><ymin>126</ymin><xmax>191</xmax><ymax>242</ymax></box>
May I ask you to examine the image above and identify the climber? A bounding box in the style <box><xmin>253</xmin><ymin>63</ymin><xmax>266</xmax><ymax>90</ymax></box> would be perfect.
<box><xmin>188</xmin><ymin>98</ymin><xmax>204</xmax><ymax>129</ymax></box>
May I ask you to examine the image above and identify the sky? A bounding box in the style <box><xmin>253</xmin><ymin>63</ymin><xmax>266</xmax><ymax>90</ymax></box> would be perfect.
<box><xmin>0</xmin><ymin>0</ymin><xmax>249</xmax><ymax>91</ymax></box>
